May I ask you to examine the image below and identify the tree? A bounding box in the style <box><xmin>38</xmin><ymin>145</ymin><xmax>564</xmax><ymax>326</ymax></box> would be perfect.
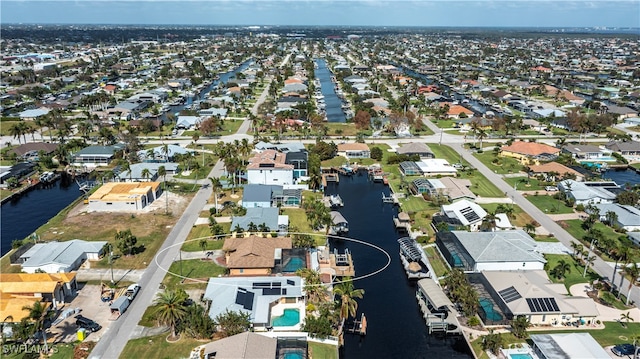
<box><xmin>605</xmin><ymin>211</ymin><xmax>618</xmax><ymax>227</ymax></box>
<box><xmin>115</xmin><ymin>229</ymin><xmax>138</xmax><ymax>256</ymax></box>
<box><xmin>481</xmin><ymin>329</ymin><xmax>505</xmax><ymax>355</ymax></box>
<box><xmin>622</xmin><ymin>263</ymin><xmax>640</xmax><ymax>305</ymax></box>
<box><xmin>620</xmin><ymin>311</ymin><xmax>635</xmax><ymax>328</ymax></box>
<box><xmin>353</xmin><ymin>110</ymin><xmax>371</xmax><ymax>130</ymax></box>
<box><xmin>141</xmin><ymin>168</ymin><xmax>151</xmax><ymax>182</ymax></box>
<box><xmin>215</xmin><ymin>310</ymin><xmax>251</xmax><ymax>338</ymax></box>
<box><xmin>22</xmin><ymin>301</ymin><xmax>54</xmax><ymax>352</ymax></box>
<box><xmin>199</xmin><ymin>238</ymin><xmax>208</xmax><ymax>253</ymax></box>
<box><xmin>209</xmin><ymin>177</ymin><xmax>223</xmax><ymax>214</ymax></box>
<box><xmin>617</xmin><ymin>191</ymin><xmax>639</xmax><ymax>206</ymax></box>
<box><xmin>333</xmin><ymin>277</ymin><xmax>365</xmax><ymax>321</ymax></box>
<box><xmin>296</xmin><ymin>268</ymin><xmax>328</xmax><ymax>304</ymax></box>
<box><xmin>152</xmin><ymin>289</ymin><xmax>188</xmax><ymax>338</ymax></box>
<box><xmin>370</xmin><ymin>146</ymin><xmax>383</xmax><ymax>161</ymax></box>
<box><xmin>180</xmin><ymin>303</ymin><xmax>216</xmax><ymax>339</ymax></box>
<box><xmin>524</xmin><ymin>222</ymin><xmax>537</xmax><ymax>235</ymax></box>
<box><xmin>301</xmin><ymin>315</ymin><xmax>333</xmax><ymax>338</ymax></box>
<box><xmin>480</xmin><ymin>212</ymin><xmax>497</xmax><ymax>232</ymax></box>
<box><xmin>551</xmin><ymin>259</ymin><xmax>571</xmax><ymax>280</ymax></box>
<box><xmin>511</xmin><ymin>315</ymin><xmax>530</xmax><ymax>339</ymax></box>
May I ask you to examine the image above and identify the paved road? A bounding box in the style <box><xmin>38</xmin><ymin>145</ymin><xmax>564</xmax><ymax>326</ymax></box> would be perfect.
<box><xmin>88</xmin><ymin>172</ymin><xmax>214</xmax><ymax>359</ymax></box>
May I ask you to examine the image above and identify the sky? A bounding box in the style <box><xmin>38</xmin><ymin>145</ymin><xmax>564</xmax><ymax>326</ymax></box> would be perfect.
<box><xmin>1</xmin><ymin>1</ymin><xmax>639</xmax><ymax>28</ymax></box>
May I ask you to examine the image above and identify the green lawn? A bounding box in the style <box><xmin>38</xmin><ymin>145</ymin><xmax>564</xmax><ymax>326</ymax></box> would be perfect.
<box><xmin>162</xmin><ymin>259</ymin><xmax>227</xmax><ymax>289</ymax></box>
<box><xmin>557</xmin><ymin>220</ymin><xmax>635</xmax><ymax>262</ymax></box>
<box><xmin>526</xmin><ymin>194</ymin><xmax>574</xmax><ymax>214</ymax></box>
<box><xmin>180</xmin><ymin>227</ymin><xmax>227</xmax><ymax>252</ymax></box>
<box><xmin>120</xmin><ymin>333</ymin><xmax>201</xmax><ymax>359</ymax></box>
<box><xmin>430</xmin><ymin>119</ymin><xmax>457</xmax><ymax>128</ymax></box>
<box><xmin>324</xmin><ymin>123</ymin><xmax>371</xmax><ymax>137</ymax></box>
<box><xmin>282</xmin><ymin>207</ymin><xmax>315</xmax><ymax>234</ymax></box>
<box><xmin>400</xmin><ymin>195</ymin><xmax>437</xmax><ymax>213</ymax></box>
<box><xmin>544</xmin><ymin>254</ymin><xmax>599</xmax><ymax>291</ymax></box>
<box><xmin>425</xmin><ymin>246</ymin><xmax>450</xmax><ymax>277</ymax></box>
<box><xmin>503</xmin><ymin>176</ymin><xmax>548</xmax><ymax>191</ymax></box>
<box><xmin>474</xmin><ymin>152</ymin><xmax>524</xmax><ymax>175</ymax></box>
<box><xmin>308</xmin><ymin>342</ymin><xmax>338</xmax><ymax>359</ymax></box>
<box><xmin>479</xmin><ymin>203</ymin><xmax>534</xmax><ymax>227</ymax></box>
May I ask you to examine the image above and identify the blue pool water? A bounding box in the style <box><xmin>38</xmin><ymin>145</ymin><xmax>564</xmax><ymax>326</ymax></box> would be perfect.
<box><xmin>283</xmin><ymin>352</ymin><xmax>304</xmax><ymax>359</ymax></box>
<box><xmin>283</xmin><ymin>257</ymin><xmax>305</xmax><ymax>272</ymax></box>
<box><xmin>272</xmin><ymin>309</ymin><xmax>300</xmax><ymax>327</ymax></box>
<box><xmin>509</xmin><ymin>354</ymin><xmax>534</xmax><ymax>359</ymax></box>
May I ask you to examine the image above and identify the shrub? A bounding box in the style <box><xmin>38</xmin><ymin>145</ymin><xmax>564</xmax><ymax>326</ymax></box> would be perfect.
<box><xmin>467</xmin><ymin>316</ymin><xmax>481</xmax><ymax>327</ymax></box>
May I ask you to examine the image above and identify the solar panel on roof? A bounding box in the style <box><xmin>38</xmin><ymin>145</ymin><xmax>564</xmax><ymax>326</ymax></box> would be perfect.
<box><xmin>526</xmin><ymin>297</ymin><xmax>560</xmax><ymax>313</ymax></box>
<box><xmin>235</xmin><ymin>288</ymin><xmax>254</xmax><ymax>310</ymax></box>
<box><xmin>498</xmin><ymin>286</ymin><xmax>522</xmax><ymax>303</ymax></box>
<box><xmin>287</xmin><ymin>279</ymin><xmax>295</xmax><ymax>286</ymax></box>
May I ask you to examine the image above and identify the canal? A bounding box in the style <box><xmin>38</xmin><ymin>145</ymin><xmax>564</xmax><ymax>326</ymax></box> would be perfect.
<box><xmin>603</xmin><ymin>168</ymin><xmax>640</xmax><ymax>186</ymax></box>
<box><xmin>325</xmin><ymin>174</ymin><xmax>472</xmax><ymax>358</ymax></box>
<box><xmin>315</xmin><ymin>59</ymin><xmax>347</xmax><ymax>123</ymax></box>
<box><xmin>1</xmin><ymin>175</ymin><xmax>80</xmax><ymax>256</ymax></box>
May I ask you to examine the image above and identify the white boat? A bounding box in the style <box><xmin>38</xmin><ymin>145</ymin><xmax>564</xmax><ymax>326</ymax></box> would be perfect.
<box><xmin>39</xmin><ymin>171</ymin><xmax>57</xmax><ymax>183</ymax></box>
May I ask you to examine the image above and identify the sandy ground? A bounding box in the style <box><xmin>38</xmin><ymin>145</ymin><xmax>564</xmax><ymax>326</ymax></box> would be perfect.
<box><xmin>50</xmin><ymin>284</ymin><xmax>114</xmax><ymax>343</ymax></box>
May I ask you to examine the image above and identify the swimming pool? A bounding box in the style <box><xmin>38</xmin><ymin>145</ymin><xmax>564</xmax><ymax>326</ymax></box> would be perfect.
<box><xmin>283</xmin><ymin>257</ymin><xmax>305</xmax><ymax>272</ymax></box>
<box><xmin>283</xmin><ymin>351</ymin><xmax>304</xmax><ymax>359</ymax></box>
<box><xmin>509</xmin><ymin>353</ymin><xmax>534</xmax><ymax>359</ymax></box>
<box><xmin>272</xmin><ymin>308</ymin><xmax>300</xmax><ymax>326</ymax></box>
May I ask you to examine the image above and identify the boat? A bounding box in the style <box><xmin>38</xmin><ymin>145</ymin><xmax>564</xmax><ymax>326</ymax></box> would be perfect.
<box><xmin>397</xmin><ymin>237</ymin><xmax>430</xmax><ymax>280</ymax></box>
<box><xmin>327</xmin><ymin>194</ymin><xmax>344</xmax><ymax>208</ymax></box>
<box><xmin>329</xmin><ymin>211</ymin><xmax>348</xmax><ymax>235</ymax></box>
<box><xmin>39</xmin><ymin>171</ymin><xmax>57</xmax><ymax>183</ymax></box>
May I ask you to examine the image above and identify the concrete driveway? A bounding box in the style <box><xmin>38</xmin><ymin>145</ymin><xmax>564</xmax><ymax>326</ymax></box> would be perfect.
<box><xmin>50</xmin><ymin>284</ymin><xmax>113</xmax><ymax>343</ymax></box>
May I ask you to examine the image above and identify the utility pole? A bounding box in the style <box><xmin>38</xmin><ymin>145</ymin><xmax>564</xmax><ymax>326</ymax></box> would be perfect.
<box><xmin>583</xmin><ymin>238</ymin><xmax>597</xmax><ymax>277</ymax></box>
<box><xmin>108</xmin><ymin>243</ymin><xmax>114</xmax><ymax>284</ymax></box>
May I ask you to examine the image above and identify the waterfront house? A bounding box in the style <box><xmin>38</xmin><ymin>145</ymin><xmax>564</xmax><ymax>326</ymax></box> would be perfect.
<box><xmin>88</xmin><ymin>182</ymin><xmax>161</xmax><ymax>212</ymax></box>
<box><xmin>470</xmin><ymin>271</ymin><xmax>598</xmax><ymax>326</ymax></box>
<box><xmin>445</xmin><ymin>104</ymin><xmax>474</xmax><ymax>119</ymax></box>
<box><xmin>0</xmin><ymin>272</ymin><xmax>78</xmax><ymax>311</ymax></box>
<box><xmin>440</xmin><ymin>200</ymin><xmax>487</xmax><ymax>231</ymax></box>
<box><xmin>175</xmin><ymin>115</ymin><xmax>203</xmax><ymax>130</ymax></box>
<box><xmin>436</xmin><ymin>230</ymin><xmax>546</xmax><ymax>271</ymax></box>
<box><xmin>530</xmin><ymin>333</ymin><xmax>609</xmax><ymax>359</ymax></box>
<box><xmin>528</xmin><ymin>162</ymin><xmax>585</xmax><ymax>182</ymax></box>
<box><xmin>337</xmin><ymin>143</ymin><xmax>370</xmax><ymax>159</ymax></box>
<box><xmin>202</xmin><ymin>276</ymin><xmax>304</xmax><ymax>331</ymax></box>
<box><xmin>192</xmin><ymin>332</ymin><xmax>277</xmax><ymax>359</ymax></box>
<box><xmin>531</xmin><ymin>109</ymin><xmax>566</xmax><ymax>119</ymax></box>
<box><xmin>412</xmin><ymin>177</ymin><xmax>476</xmax><ymax>201</ymax></box>
<box><xmin>231</xmin><ymin>207</ymin><xmax>289</xmax><ymax>234</ymax></box>
<box><xmin>10</xmin><ymin>142</ymin><xmax>58</xmax><ymax>161</ymax></box>
<box><xmin>561</xmin><ymin>144</ymin><xmax>612</xmax><ymax>161</ymax></box>
<box><xmin>593</xmin><ymin>203</ymin><xmax>640</xmax><ymax>231</ymax></box>
<box><xmin>396</xmin><ymin>142</ymin><xmax>435</xmax><ymax>158</ymax></box>
<box><xmin>0</xmin><ymin>162</ymin><xmax>37</xmax><ymax>185</ymax></box>
<box><xmin>223</xmin><ymin>235</ymin><xmax>293</xmax><ymax>276</ymax></box>
<box><xmin>117</xmin><ymin>162</ymin><xmax>179</xmax><ymax>182</ymax></box>
<box><xmin>500</xmin><ymin>141</ymin><xmax>560</xmax><ymax>165</ymax></box>
<box><xmin>18</xmin><ymin>108</ymin><xmax>51</xmax><ymax>121</ymax></box>
<box><xmin>605</xmin><ymin>140</ymin><xmax>640</xmax><ymax>157</ymax></box>
<box><xmin>138</xmin><ymin>144</ymin><xmax>193</xmax><ymax>162</ymax></box>
<box><xmin>246</xmin><ymin>150</ymin><xmax>294</xmax><ymax>185</ymax></box>
<box><xmin>557</xmin><ymin>179</ymin><xmax>619</xmax><ymax>206</ymax></box>
<box><xmin>18</xmin><ymin>239</ymin><xmax>107</xmax><ymax>273</ymax></box>
<box><xmin>242</xmin><ymin>184</ymin><xmax>302</xmax><ymax>208</ymax></box>
<box><xmin>415</xmin><ymin>159</ymin><xmax>458</xmax><ymax>177</ymax></box>
<box><xmin>71</xmin><ymin>145</ymin><xmax>119</xmax><ymax>168</ymax></box>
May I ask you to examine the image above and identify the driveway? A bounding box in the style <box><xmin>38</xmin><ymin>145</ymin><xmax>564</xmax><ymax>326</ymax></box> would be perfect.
<box><xmin>50</xmin><ymin>284</ymin><xmax>113</xmax><ymax>343</ymax></box>
<box><xmin>569</xmin><ymin>283</ymin><xmax>640</xmax><ymax>323</ymax></box>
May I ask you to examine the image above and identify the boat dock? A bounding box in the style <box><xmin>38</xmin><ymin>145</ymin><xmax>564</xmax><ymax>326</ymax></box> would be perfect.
<box><xmin>382</xmin><ymin>192</ymin><xmax>399</xmax><ymax>204</ymax></box>
<box><xmin>346</xmin><ymin>313</ymin><xmax>367</xmax><ymax>335</ymax></box>
<box><xmin>416</xmin><ymin>278</ymin><xmax>462</xmax><ymax>335</ymax></box>
<box><xmin>322</xmin><ymin>173</ymin><xmax>339</xmax><ymax>187</ymax></box>
<box><xmin>323</xmin><ymin>194</ymin><xmax>344</xmax><ymax>208</ymax></box>
<box><xmin>393</xmin><ymin>212</ymin><xmax>411</xmax><ymax>232</ymax></box>
<box><xmin>317</xmin><ymin>246</ymin><xmax>356</xmax><ymax>280</ymax></box>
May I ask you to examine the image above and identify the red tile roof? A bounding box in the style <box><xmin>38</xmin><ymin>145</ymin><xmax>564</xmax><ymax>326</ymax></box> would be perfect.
<box><xmin>502</xmin><ymin>141</ymin><xmax>560</xmax><ymax>156</ymax></box>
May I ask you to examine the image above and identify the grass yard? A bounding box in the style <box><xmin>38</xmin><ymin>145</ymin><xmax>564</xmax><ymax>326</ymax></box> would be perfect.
<box><xmin>120</xmin><ymin>333</ymin><xmax>201</xmax><ymax>359</ymax></box>
<box><xmin>503</xmin><ymin>176</ymin><xmax>548</xmax><ymax>191</ymax></box>
<box><xmin>282</xmin><ymin>207</ymin><xmax>315</xmax><ymax>234</ymax></box>
<box><xmin>544</xmin><ymin>254</ymin><xmax>599</xmax><ymax>291</ymax></box>
<box><xmin>474</xmin><ymin>152</ymin><xmax>524</xmax><ymax>175</ymax></box>
<box><xmin>479</xmin><ymin>203</ymin><xmax>534</xmax><ymax>227</ymax></box>
<box><xmin>308</xmin><ymin>342</ymin><xmax>338</xmax><ymax>359</ymax></box>
<box><xmin>430</xmin><ymin>119</ymin><xmax>457</xmax><ymax>128</ymax></box>
<box><xmin>400</xmin><ymin>195</ymin><xmax>437</xmax><ymax>213</ymax></box>
<box><xmin>525</xmin><ymin>194</ymin><xmax>574</xmax><ymax>214</ymax></box>
<box><xmin>425</xmin><ymin>246</ymin><xmax>450</xmax><ymax>277</ymax></box>
<box><xmin>180</xmin><ymin>226</ymin><xmax>228</xmax><ymax>252</ymax></box>
<box><xmin>162</xmin><ymin>259</ymin><xmax>227</xmax><ymax>289</ymax></box>
<box><xmin>557</xmin><ymin>220</ymin><xmax>635</xmax><ymax>262</ymax></box>
<box><xmin>324</xmin><ymin>123</ymin><xmax>371</xmax><ymax>137</ymax></box>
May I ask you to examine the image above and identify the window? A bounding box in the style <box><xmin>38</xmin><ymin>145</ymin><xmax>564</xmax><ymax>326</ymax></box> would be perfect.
<box><xmin>106</xmin><ymin>202</ymin><xmax>112</xmax><ymax>205</ymax></box>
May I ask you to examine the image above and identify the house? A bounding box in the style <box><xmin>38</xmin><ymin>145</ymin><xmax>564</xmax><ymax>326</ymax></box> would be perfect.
<box><xmin>530</xmin><ymin>333</ymin><xmax>609</xmax><ymax>359</ymax></box>
<box><xmin>528</xmin><ymin>162</ymin><xmax>585</xmax><ymax>182</ymax></box>
<box><xmin>446</xmin><ymin>104</ymin><xmax>474</xmax><ymax>119</ymax></box>
<box><xmin>223</xmin><ymin>235</ymin><xmax>293</xmax><ymax>276</ymax></box>
<box><xmin>0</xmin><ymin>272</ymin><xmax>78</xmax><ymax>311</ymax></box>
<box><xmin>246</xmin><ymin>150</ymin><xmax>294</xmax><ymax>185</ymax></box>
<box><xmin>0</xmin><ymin>162</ymin><xmax>37</xmax><ymax>185</ymax></box>
<box><xmin>71</xmin><ymin>145</ymin><xmax>119</xmax><ymax>168</ymax></box>
<box><xmin>561</xmin><ymin>144</ymin><xmax>612</xmax><ymax>161</ymax></box>
<box><xmin>276</xmin><ymin>96</ymin><xmax>307</xmax><ymax>110</ymax></box>
<box><xmin>337</xmin><ymin>143</ymin><xmax>370</xmax><ymax>159</ymax></box>
<box><xmin>593</xmin><ymin>203</ymin><xmax>640</xmax><ymax>231</ymax></box>
<box><xmin>411</xmin><ymin>177</ymin><xmax>476</xmax><ymax>201</ymax></box>
<box><xmin>231</xmin><ymin>207</ymin><xmax>289</xmax><ymax>234</ymax></box>
<box><xmin>203</xmin><ymin>276</ymin><xmax>304</xmax><ymax>330</ymax></box>
<box><xmin>284</xmin><ymin>150</ymin><xmax>308</xmax><ymax>179</ymax></box>
<box><xmin>531</xmin><ymin>109</ymin><xmax>566</xmax><ymax>119</ymax></box>
<box><xmin>470</xmin><ymin>271</ymin><xmax>598</xmax><ymax>326</ymax></box>
<box><xmin>557</xmin><ymin>179</ymin><xmax>619</xmax><ymax>206</ymax></box>
<box><xmin>500</xmin><ymin>141</ymin><xmax>560</xmax><ymax>165</ymax></box>
<box><xmin>396</xmin><ymin>142</ymin><xmax>434</xmax><ymax>158</ymax></box>
<box><xmin>436</xmin><ymin>230</ymin><xmax>547</xmax><ymax>271</ymax></box>
<box><xmin>193</xmin><ymin>332</ymin><xmax>277</xmax><ymax>359</ymax></box>
<box><xmin>242</xmin><ymin>184</ymin><xmax>302</xmax><ymax>208</ymax></box>
<box><xmin>138</xmin><ymin>144</ymin><xmax>193</xmax><ymax>162</ymax></box>
<box><xmin>415</xmin><ymin>159</ymin><xmax>458</xmax><ymax>176</ymax></box>
<box><xmin>626</xmin><ymin>232</ymin><xmax>640</xmax><ymax>247</ymax></box>
<box><xmin>10</xmin><ymin>142</ymin><xmax>58</xmax><ymax>161</ymax></box>
<box><xmin>18</xmin><ymin>239</ymin><xmax>107</xmax><ymax>273</ymax></box>
<box><xmin>440</xmin><ymin>199</ymin><xmax>487</xmax><ymax>231</ymax></box>
<box><xmin>175</xmin><ymin>116</ymin><xmax>203</xmax><ymax>129</ymax></box>
<box><xmin>605</xmin><ymin>140</ymin><xmax>640</xmax><ymax>157</ymax></box>
<box><xmin>88</xmin><ymin>182</ymin><xmax>162</xmax><ymax>212</ymax></box>
<box><xmin>18</xmin><ymin>108</ymin><xmax>50</xmax><ymax>121</ymax></box>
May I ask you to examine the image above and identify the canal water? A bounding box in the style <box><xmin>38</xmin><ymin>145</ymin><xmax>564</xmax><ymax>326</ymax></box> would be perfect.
<box><xmin>1</xmin><ymin>175</ymin><xmax>80</xmax><ymax>256</ymax></box>
<box><xmin>603</xmin><ymin>168</ymin><xmax>640</xmax><ymax>187</ymax></box>
<box><xmin>325</xmin><ymin>174</ymin><xmax>472</xmax><ymax>358</ymax></box>
<box><xmin>315</xmin><ymin>59</ymin><xmax>347</xmax><ymax>123</ymax></box>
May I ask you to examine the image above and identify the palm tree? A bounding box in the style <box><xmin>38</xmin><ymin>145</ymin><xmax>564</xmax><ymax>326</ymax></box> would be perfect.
<box><xmin>570</xmin><ymin>242</ymin><xmax>583</xmax><ymax>259</ymax></box>
<box><xmin>152</xmin><ymin>289</ymin><xmax>188</xmax><ymax>338</ymax></box>
<box><xmin>208</xmin><ymin>176</ymin><xmax>223</xmax><ymax>214</ymax></box>
<box><xmin>8</xmin><ymin>122</ymin><xmax>24</xmax><ymax>144</ymax></box>
<box><xmin>296</xmin><ymin>268</ymin><xmax>328</xmax><ymax>304</ymax></box>
<box><xmin>477</xmin><ymin>128</ymin><xmax>487</xmax><ymax>151</ymax></box>
<box><xmin>524</xmin><ymin>222</ymin><xmax>537</xmax><ymax>236</ymax></box>
<box><xmin>333</xmin><ymin>277</ymin><xmax>364</xmax><ymax>321</ymax></box>
<box><xmin>511</xmin><ymin>315</ymin><xmax>531</xmax><ymax>338</ymax></box>
<box><xmin>605</xmin><ymin>211</ymin><xmax>618</xmax><ymax>227</ymax></box>
<box><xmin>551</xmin><ymin>260</ymin><xmax>571</xmax><ymax>280</ymax></box>
<box><xmin>480</xmin><ymin>212</ymin><xmax>497</xmax><ymax>232</ymax></box>
<box><xmin>158</xmin><ymin>166</ymin><xmax>168</xmax><ymax>214</ymax></box>
<box><xmin>141</xmin><ymin>168</ymin><xmax>151</xmax><ymax>182</ymax></box>
<box><xmin>622</xmin><ymin>263</ymin><xmax>640</xmax><ymax>305</ymax></box>
<box><xmin>620</xmin><ymin>311</ymin><xmax>635</xmax><ymax>328</ymax></box>
<box><xmin>199</xmin><ymin>238</ymin><xmax>208</xmax><ymax>254</ymax></box>
<box><xmin>22</xmin><ymin>301</ymin><xmax>52</xmax><ymax>353</ymax></box>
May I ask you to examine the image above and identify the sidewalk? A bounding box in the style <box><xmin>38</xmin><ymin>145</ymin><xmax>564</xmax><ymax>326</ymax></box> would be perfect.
<box><xmin>76</xmin><ymin>268</ymin><xmax>145</xmax><ymax>283</ymax></box>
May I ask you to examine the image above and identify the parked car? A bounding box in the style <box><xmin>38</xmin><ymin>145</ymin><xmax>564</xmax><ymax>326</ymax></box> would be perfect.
<box><xmin>75</xmin><ymin>315</ymin><xmax>102</xmax><ymax>332</ymax></box>
<box><xmin>125</xmin><ymin>283</ymin><xmax>141</xmax><ymax>300</ymax></box>
<box><xmin>545</xmin><ymin>186</ymin><xmax>558</xmax><ymax>192</ymax></box>
<box><xmin>612</xmin><ymin>343</ymin><xmax>636</xmax><ymax>357</ymax></box>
